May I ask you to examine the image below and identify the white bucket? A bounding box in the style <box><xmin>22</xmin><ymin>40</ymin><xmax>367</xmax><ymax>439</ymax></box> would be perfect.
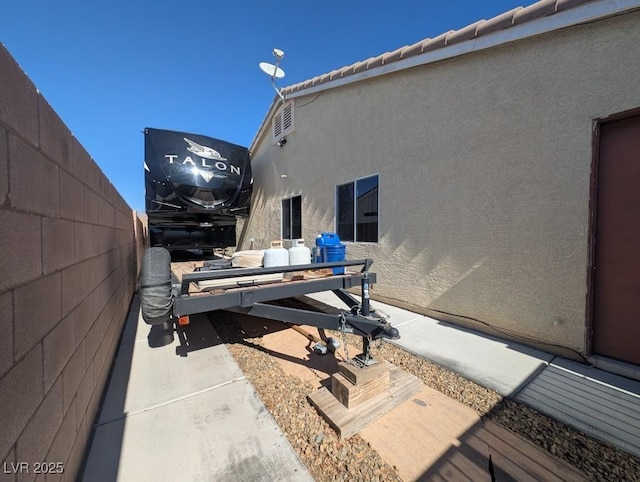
<box><xmin>289</xmin><ymin>239</ymin><xmax>311</xmax><ymax>266</ymax></box>
<box><xmin>263</xmin><ymin>240</ymin><xmax>289</xmax><ymax>267</ymax></box>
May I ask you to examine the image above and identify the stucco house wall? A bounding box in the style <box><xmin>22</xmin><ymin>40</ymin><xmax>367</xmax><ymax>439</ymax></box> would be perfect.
<box><xmin>241</xmin><ymin>8</ymin><xmax>640</xmax><ymax>356</ymax></box>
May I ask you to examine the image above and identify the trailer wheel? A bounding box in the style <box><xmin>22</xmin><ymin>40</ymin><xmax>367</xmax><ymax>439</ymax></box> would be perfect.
<box><xmin>140</xmin><ymin>247</ymin><xmax>174</xmax><ymax>325</ymax></box>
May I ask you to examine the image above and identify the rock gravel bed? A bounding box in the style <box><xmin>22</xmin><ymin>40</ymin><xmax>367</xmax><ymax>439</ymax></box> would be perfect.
<box><xmin>209</xmin><ymin>310</ymin><xmax>640</xmax><ymax>482</ymax></box>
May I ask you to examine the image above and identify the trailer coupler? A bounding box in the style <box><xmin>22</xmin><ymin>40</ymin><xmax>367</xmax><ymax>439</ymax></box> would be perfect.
<box><xmin>342</xmin><ymin>312</ymin><xmax>399</xmax><ymax>340</ymax></box>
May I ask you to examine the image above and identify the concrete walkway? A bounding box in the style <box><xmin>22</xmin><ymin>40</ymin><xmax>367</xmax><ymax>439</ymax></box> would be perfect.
<box><xmin>307</xmin><ymin>292</ymin><xmax>640</xmax><ymax>459</ymax></box>
<box><xmin>81</xmin><ymin>297</ymin><xmax>312</xmax><ymax>481</ymax></box>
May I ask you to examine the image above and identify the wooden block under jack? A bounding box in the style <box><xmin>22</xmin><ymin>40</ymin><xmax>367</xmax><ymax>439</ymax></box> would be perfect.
<box><xmin>338</xmin><ymin>360</ymin><xmax>389</xmax><ymax>386</ymax></box>
<box><xmin>331</xmin><ymin>370</ymin><xmax>390</xmax><ymax>409</ymax></box>
<box><xmin>331</xmin><ymin>361</ymin><xmax>391</xmax><ymax>409</ymax></box>
<box><xmin>308</xmin><ymin>362</ymin><xmax>424</xmax><ymax>439</ymax></box>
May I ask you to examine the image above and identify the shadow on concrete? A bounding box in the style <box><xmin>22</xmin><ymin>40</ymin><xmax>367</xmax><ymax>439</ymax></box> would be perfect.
<box><xmin>79</xmin><ymin>296</ymin><xmax>139</xmax><ymax>481</ymax></box>
<box><xmin>147</xmin><ymin>320</ymin><xmax>175</xmax><ymax>348</ymax></box>
<box><xmin>175</xmin><ymin>313</ymin><xmax>224</xmax><ymax>357</ymax></box>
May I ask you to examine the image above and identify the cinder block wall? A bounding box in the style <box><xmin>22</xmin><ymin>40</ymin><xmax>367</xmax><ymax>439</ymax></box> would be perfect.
<box><xmin>0</xmin><ymin>44</ymin><xmax>139</xmax><ymax>480</ymax></box>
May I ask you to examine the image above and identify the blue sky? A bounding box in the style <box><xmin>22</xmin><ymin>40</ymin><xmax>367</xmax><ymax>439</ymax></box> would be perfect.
<box><xmin>1</xmin><ymin>0</ymin><xmax>526</xmax><ymax>212</ymax></box>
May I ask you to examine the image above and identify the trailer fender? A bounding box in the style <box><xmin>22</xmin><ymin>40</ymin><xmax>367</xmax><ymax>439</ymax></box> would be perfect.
<box><xmin>140</xmin><ymin>247</ymin><xmax>174</xmax><ymax>325</ymax></box>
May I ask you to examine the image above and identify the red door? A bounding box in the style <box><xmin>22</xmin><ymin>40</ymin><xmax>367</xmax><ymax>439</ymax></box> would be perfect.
<box><xmin>592</xmin><ymin>113</ymin><xmax>640</xmax><ymax>365</ymax></box>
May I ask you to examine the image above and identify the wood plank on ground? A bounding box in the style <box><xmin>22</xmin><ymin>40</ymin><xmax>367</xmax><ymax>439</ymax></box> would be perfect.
<box><xmin>360</xmin><ymin>385</ymin><xmax>484</xmax><ymax>481</ymax></box>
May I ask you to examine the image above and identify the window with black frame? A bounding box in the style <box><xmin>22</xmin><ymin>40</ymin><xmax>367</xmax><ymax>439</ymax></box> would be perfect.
<box><xmin>281</xmin><ymin>195</ymin><xmax>302</xmax><ymax>239</ymax></box>
<box><xmin>336</xmin><ymin>174</ymin><xmax>379</xmax><ymax>242</ymax></box>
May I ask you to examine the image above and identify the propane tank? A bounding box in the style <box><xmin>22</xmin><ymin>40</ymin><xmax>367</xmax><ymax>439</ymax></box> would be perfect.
<box><xmin>263</xmin><ymin>240</ymin><xmax>289</xmax><ymax>268</ymax></box>
<box><xmin>289</xmin><ymin>239</ymin><xmax>311</xmax><ymax>266</ymax></box>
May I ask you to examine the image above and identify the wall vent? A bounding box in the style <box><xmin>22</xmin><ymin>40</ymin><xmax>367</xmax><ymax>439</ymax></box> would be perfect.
<box><xmin>272</xmin><ymin>100</ymin><xmax>295</xmax><ymax>144</ymax></box>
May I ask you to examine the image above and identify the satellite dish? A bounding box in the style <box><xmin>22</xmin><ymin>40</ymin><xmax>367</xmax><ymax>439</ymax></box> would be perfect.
<box><xmin>259</xmin><ymin>62</ymin><xmax>285</xmax><ymax>79</ymax></box>
<box><xmin>259</xmin><ymin>48</ymin><xmax>287</xmax><ymax>102</ymax></box>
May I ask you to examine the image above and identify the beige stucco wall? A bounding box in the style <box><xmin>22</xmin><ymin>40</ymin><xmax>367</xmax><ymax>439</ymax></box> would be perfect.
<box><xmin>243</xmin><ymin>11</ymin><xmax>640</xmax><ymax>355</ymax></box>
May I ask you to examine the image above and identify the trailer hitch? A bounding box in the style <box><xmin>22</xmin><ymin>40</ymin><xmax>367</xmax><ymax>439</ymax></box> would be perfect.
<box><xmin>342</xmin><ymin>312</ymin><xmax>399</xmax><ymax>340</ymax></box>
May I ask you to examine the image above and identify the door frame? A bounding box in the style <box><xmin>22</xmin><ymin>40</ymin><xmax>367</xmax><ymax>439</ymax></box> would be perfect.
<box><xmin>585</xmin><ymin>106</ymin><xmax>640</xmax><ymax>358</ymax></box>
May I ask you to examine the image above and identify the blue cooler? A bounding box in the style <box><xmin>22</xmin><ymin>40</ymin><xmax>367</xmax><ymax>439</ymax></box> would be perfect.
<box><xmin>315</xmin><ymin>233</ymin><xmax>346</xmax><ymax>274</ymax></box>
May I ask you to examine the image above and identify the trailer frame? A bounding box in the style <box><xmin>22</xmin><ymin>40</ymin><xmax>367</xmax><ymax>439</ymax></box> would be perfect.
<box><xmin>169</xmin><ymin>258</ymin><xmax>399</xmax><ymax>362</ymax></box>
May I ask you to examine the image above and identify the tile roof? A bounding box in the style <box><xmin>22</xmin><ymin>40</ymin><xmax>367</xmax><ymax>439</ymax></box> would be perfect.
<box><xmin>280</xmin><ymin>0</ymin><xmax>596</xmax><ymax>97</ymax></box>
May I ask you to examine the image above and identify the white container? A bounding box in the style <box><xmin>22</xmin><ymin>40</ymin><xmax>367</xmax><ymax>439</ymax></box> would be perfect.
<box><xmin>289</xmin><ymin>239</ymin><xmax>311</xmax><ymax>266</ymax></box>
<box><xmin>263</xmin><ymin>240</ymin><xmax>289</xmax><ymax>268</ymax></box>
<box><xmin>231</xmin><ymin>250</ymin><xmax>265</xmax><ymax>268</ymax></box>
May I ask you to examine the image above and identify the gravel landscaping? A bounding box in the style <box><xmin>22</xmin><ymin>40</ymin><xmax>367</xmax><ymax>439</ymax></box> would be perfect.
<box><xmin>209</xmin><ymin>309</ymin><xmax>640</xmax><ymax>482</ymax></box>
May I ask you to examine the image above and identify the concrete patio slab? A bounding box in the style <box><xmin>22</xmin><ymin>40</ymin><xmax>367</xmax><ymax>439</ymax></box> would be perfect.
<box><xmin>82</xmin><ymin>298</ymin><xmax>312</xmax><ymax>481</ymax></box>
<box><xmin>98</xmin><ymin>314</ymin><xmax>244</xmax><ymax>425</ymax></box>
<box><xmin>83</xmin><ymin>378</ymin><xmax>312</xmax><ymax>482</ymax></box>
<box><xmin>367</xmin><ymin>302</ymin><xmax>426</xmax><ymax>326</ymax></box>
<box><xmin>83</xmin><ymin>289</ymin><xmax>640</xmax><ymax>478</ymax></box>
<box><xmin>388</xmin><ymin>316</ymin><xmax>555</xmax><ymax>397</ymax></box>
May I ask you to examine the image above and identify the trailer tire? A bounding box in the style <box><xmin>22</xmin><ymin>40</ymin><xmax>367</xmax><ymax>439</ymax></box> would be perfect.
<box><xmin>140</xmin><ymin>247</ymin><xmax>174</xmax><ymax>325</ymax></box>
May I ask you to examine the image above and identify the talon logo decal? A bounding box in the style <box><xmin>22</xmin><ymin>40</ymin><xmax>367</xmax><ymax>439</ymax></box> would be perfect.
<box><xmin>163</xmin><ymin>138</ymin><xmax>241</xmax><ymax>182</ymax></box>
<box><xmin>183</xmin><ymin>138</ymin><xmax>227</xmax><ymax>161</ymax></box>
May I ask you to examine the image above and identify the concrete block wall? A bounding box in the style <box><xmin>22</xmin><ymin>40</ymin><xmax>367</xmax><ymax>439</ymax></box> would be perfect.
<box><xmin>0</xmin><ymin>44</ymin><xmax>138</xmax><ymax>481</ymax></box>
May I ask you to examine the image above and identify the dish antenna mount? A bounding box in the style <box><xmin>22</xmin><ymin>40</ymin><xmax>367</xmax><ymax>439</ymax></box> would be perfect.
<box><xmin>259</xmin><ymin>48</ymin><xmax>286</xmax><ymax>102</ymax></box>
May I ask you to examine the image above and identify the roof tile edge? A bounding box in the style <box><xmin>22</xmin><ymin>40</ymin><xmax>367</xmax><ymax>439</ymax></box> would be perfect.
<box><xmin>280</xmin><ymin>0</ymin><xmax>604</xmax><ymax>96</ymax></box>
<box><xmin>476</xmin><ymin>7</ymin><xmax>523</xmax><ymax>35</ymax></box>
<box><xmin>513</xmin><ymin>0</ymin><xmax>558</xmax><ymax>25</ymax></box>
<box><xmin>447</xmin><ymin>20</ymin><xmax>486</xmax><ymax>45</ymax></box>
